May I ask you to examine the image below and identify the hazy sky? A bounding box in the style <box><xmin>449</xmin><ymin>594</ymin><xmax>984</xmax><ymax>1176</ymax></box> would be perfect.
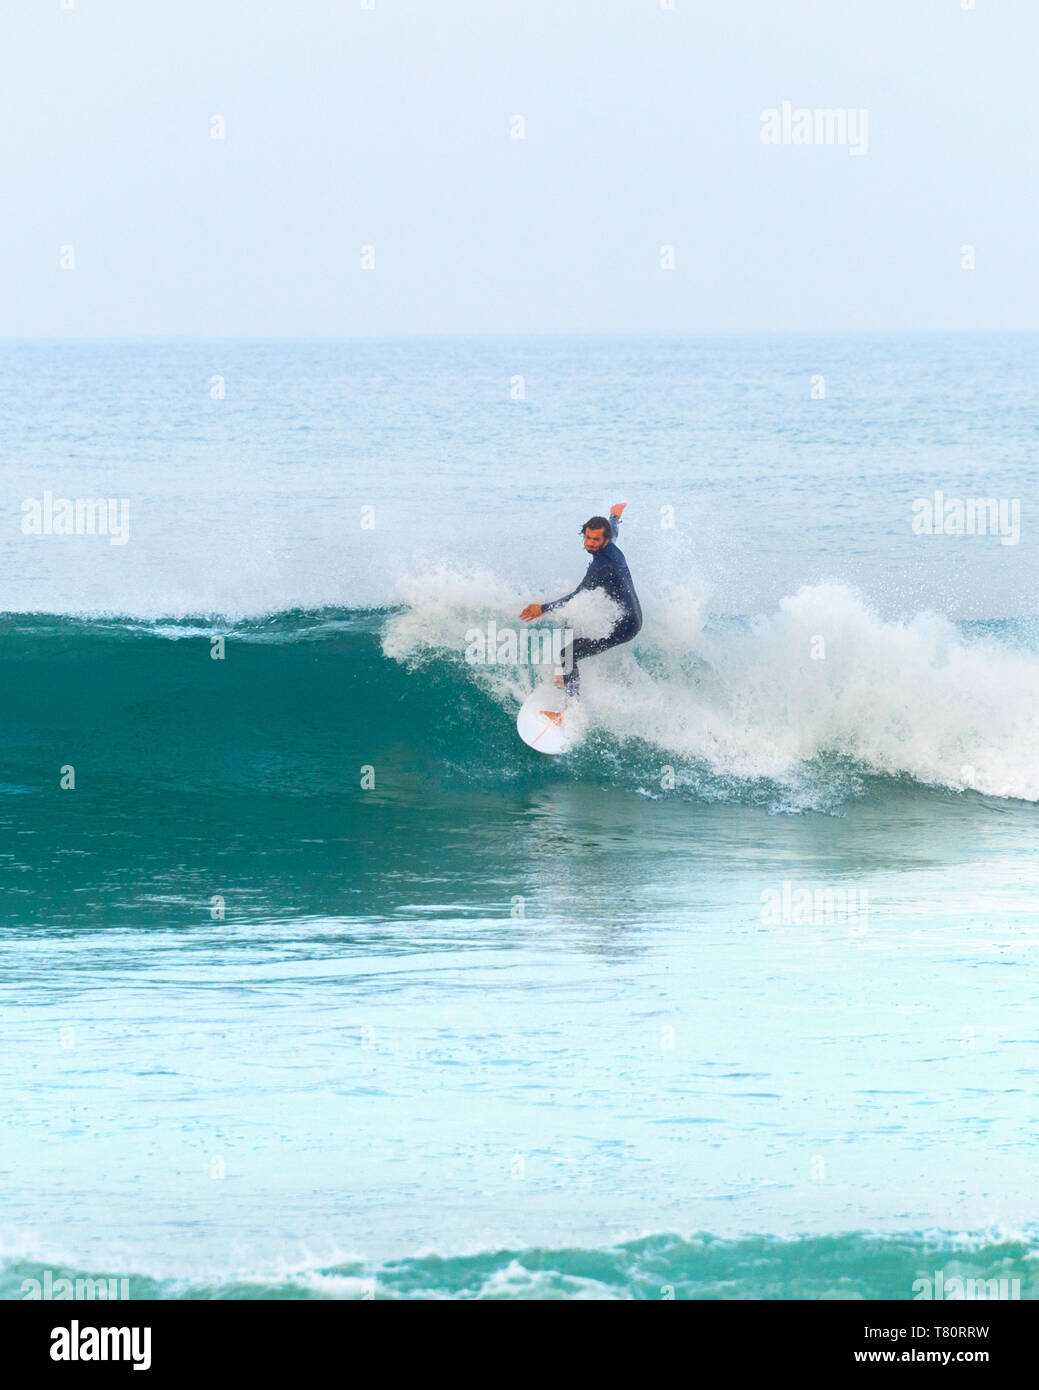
<box><xmin>2</xmin><ymin>0</ymin><xmax>1035</xmax><ymax>336</ymax></box>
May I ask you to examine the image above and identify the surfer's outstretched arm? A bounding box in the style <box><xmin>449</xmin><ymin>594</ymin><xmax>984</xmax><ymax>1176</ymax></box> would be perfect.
<box><xmin>520</xmin><ymin>505</ymin><xmax>626</xmax><ymax>622</ymax></box>
<box><xmin>540</xmin><ymin>580</ymin><xmax>587</xmax><ymax>614</ymax></box>
<box><xmin>520</xmin><ymin>582</ymin><xmax>582</xmax><ymax>621</ymax></box>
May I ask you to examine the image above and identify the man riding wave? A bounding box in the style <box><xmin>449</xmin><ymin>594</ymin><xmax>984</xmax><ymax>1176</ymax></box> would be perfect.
<box><xmin>520</xmin><ymin>502</ymin><xmax>642</xmax><ymax>697</ymax></box>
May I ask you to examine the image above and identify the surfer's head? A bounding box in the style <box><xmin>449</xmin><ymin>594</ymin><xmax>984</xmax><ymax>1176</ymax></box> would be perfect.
<box><xmin>581</xmin><ymin>517</ymin><xmax>611</xmax><ymax>552</ymax></box>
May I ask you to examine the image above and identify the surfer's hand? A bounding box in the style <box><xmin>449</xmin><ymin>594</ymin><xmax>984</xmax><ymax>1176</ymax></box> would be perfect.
<box><xmin>610</xmin><ymin>502</ymin><xmax>627</xmax><ymax>516</ymax></box>
<box><xmin>520</xmin><ymin>604</ymin><xmax>543</xmax><ymax>621</ymax></box>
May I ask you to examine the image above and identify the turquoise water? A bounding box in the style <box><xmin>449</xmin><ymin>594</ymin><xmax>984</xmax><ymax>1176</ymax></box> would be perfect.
<box><xmin>3</xmin><ymin>1236</ymin><xmax>1035</xmax><ymax>1302</ymax></box>
<box><xmin>2</xmin><ymin>337</ymin><xmax>1037</xmax><ymax>1298</ymax></box>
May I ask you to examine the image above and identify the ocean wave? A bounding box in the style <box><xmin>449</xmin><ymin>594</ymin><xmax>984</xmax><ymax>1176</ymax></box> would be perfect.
<box><xmin>382</xmin><ymin>574</ymin><xmax>1039</xmax><ymax>804</ymax></box>
<box><xmin>2</xmin><ymin>579</ymin><xmax>1038</xmax><ymax>808</ymax></box>
<box><xmin>3</xmin><ymin>1230</ymin><xmax>1036</xmax><ymax>1301</ymax></box>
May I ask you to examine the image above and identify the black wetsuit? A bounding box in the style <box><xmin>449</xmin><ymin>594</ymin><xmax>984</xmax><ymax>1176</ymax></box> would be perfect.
<box><xmin>541</xmin><ymin>514</ymin><xmax>642</xmax><ymax>694</ymax></box>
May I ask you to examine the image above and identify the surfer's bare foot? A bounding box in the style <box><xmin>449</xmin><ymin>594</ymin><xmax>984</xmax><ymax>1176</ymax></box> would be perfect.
<box><xmin>553</xmin><ymin>676</ymin><xmax>564</xmax><ymax>689</ymax></box>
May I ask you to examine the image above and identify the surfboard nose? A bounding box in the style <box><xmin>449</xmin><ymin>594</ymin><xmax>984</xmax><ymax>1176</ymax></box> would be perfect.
<box><xmin>517</xmin><ymin>684</ymin><xmax>572</xmax><ymax>754</ymax></box>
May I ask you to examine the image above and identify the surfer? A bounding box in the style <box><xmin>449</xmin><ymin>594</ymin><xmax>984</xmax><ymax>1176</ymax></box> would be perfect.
<box><xmin>520</xmin><ymin>503</ymin><xmax>642</xmax><ymax>697</ymax></box>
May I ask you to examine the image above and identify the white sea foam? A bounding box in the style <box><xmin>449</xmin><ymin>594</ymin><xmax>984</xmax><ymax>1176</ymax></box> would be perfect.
<box><xmin>384</xmin><ymin>571</ymin><xmax>1039</xmax><ymax>802</ymax></box>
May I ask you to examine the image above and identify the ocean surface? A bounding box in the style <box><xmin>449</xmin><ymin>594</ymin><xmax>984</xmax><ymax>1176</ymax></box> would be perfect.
<box><xmin>2</xmin><ymin>335</ymin><xmax>1037</xmax><ymax>1300</ymax></box>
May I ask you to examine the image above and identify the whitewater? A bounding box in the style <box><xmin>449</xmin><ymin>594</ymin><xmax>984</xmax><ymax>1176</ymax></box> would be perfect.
<box><xmin>384</xmin><ymin>571</ymin><xmax>1039</xmax><ymax>805</ymax></box>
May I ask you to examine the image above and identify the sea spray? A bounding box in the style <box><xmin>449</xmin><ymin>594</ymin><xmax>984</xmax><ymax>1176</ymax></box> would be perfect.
<box><xmin>383</xmin><ymin>574</ymin><xmax>1039</xmax><ymax>803</ymax></box>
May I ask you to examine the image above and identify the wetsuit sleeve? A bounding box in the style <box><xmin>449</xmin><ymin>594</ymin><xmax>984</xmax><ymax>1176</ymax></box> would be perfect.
<box><xmin>609</xmin><ymin>512</ymin><xmax>620</xmax><ymax>540</ymax></box>
<box><xmin>541</xmin><ymin>571</ymin><xmax>592</xmax><ymax>613</ymax></box>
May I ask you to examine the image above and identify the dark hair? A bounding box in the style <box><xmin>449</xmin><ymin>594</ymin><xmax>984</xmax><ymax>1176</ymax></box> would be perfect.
<box><xmin>580</xmin><ymin>515</ymin><xmax>611</xmax><ymax>537</ymax></box>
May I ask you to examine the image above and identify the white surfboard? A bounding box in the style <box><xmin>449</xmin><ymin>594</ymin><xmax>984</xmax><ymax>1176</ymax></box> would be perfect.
<box><xmin>517</xmin><ymin>684</ymin><xmax>574</xmax><ymax>755</ymax></box>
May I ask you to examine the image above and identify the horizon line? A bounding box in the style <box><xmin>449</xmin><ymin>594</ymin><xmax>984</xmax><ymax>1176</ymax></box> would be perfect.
<box><xmin>1</xmin><ymin>328</ymin><xmax>1037</xmax><ymax>343</ymax></box>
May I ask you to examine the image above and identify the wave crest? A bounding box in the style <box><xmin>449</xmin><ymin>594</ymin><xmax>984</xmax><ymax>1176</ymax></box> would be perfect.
<box><xmin>384</xmin><ymin>573</ymin><xmax>1039</xmax><ymax>804</ymax></box>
